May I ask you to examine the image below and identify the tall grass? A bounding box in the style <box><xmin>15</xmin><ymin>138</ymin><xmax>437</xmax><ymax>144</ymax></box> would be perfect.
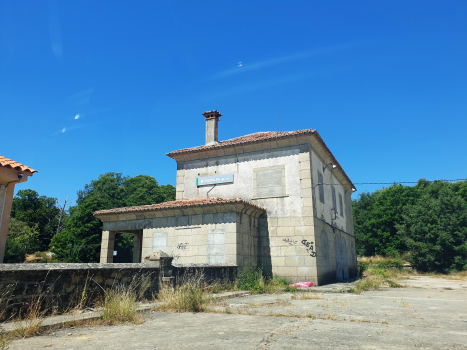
<box><xmin>157</xmin><ymin>270</ymin><xmax>206</xmax><ymax>312</ymax></box>
<box><xmin>0</xmin><ymin>285</ymin><xmax>14</xmax><ymax>350</ymax></box>
<box><xmin>353</xmin><ymin>257</ymin><xmax>406</xmax><ymax>294</ymax></box>
<box><xmin>96</xmin><ymin>275</ymin><xmax>150</xmax><ymax>325</ymax></box>
<box><xmin>237</xmin><ymin>266</ymin><xmax>291</xmax><ymax>294</ymax></box>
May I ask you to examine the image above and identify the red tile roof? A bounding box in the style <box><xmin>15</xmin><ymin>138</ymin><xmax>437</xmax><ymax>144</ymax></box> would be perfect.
<box><xmin>0</xmin><ymin>155</ymin><xmax>37</xmax><ymax>173</ymax></box>
<box><xmin>167</xmin><ymin>129</ymin><xmax>316</xmax><ymax>157</ymax></box>
<box><xmin>93</xmin><ymin>197</ymin><xmax>266</xmax><ymax>217</ymax></box>
<box><xmin>167</xmin><ymin>129</ymin><xmax>355</xmax><ymax>189</ymax></box>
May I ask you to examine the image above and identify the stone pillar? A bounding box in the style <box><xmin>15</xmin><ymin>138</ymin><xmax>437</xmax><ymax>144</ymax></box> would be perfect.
<box><xmin>100</xmin><ymin>231</ymin><xmax>115</xmax><ymax>263</ymax></box>
<box><xmin>132</xmin><ymin>232</ymin><xmax>143</xmax><ymax>263</ymax></box>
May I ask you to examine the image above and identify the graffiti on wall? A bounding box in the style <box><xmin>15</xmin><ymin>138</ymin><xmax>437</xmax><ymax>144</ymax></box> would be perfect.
<box><xmin>177</xmin><ymin>243</ymin><xmax>189</xmax><ymax>250</ymax></box>
<box><xmin>283</xmin><ymin>238</ymin><xmax>298</xmax><ymax>245</ymax></box>
<box><xmin>301</xmin><ymin>239</ymin><xmax>317</xmax><ymax>257</ymax></box>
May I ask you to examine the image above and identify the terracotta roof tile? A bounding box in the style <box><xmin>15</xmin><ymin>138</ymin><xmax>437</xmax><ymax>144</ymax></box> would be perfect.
<box><xmin>167</xmin><ymin>129</ymin><xmax>316</xmax><ymax>157</ymax></box>
<box><xmin>93</xmin><ymin>197</ymin><xmax>266</xmax><ymax>217</ymax></box>
<box><xmin>166</xmin><ymin>129</ymin><xmax>355</xmax><ymax>189</ymax></box>
<box><xmin>0</xmin><ymin>155</ymin><xmax>37</xmax><ymax>173</ymax></box>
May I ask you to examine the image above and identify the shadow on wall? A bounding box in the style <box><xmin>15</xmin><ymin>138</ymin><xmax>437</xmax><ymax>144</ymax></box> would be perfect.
<box><xmin>258</xmin><ymin>214</ymin><xmax>272</xmax><ymax>276</ymax></box>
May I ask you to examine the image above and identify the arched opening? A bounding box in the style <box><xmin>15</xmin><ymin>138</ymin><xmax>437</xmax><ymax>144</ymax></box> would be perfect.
<box><xmin>341</xmin><ymin>237</ymin><xmax>349</xmax><ymax>279</ymax></box>
<box><xmin>334</xmin><ymin>235</ymin><xmax>342</xmax><ymax>280</ymax></box>
<box><xmin>320</xmin><ymin>230</ymin><xmax>329</xmax><ymax>268</ymax></box>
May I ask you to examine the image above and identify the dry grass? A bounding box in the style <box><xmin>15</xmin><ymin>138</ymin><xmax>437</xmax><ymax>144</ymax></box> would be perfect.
<box><xmin>351</xmin><ymin>275</ymin><xmax>384</xmax><ymax>295</ymax></box>
<box><xmin>0</xmin><ymin>329</ymin><xmax>9</xmax><ymax>350</ymax></box>
<box><xmin>291</xmin><ymin>293</ymin><xmax>325</xmax><ymax>300</ymax></box>
<box><xmin>96</xmin><ymin>275</ymin><xmax>149</xmax><ymax>325</ymax></box>
<box><xmin>156</xmin><ymin>270</ymin><xmax>207</xmax><ymax>313</ymax></box>
<box><xmin>13</xmin><ymin>294</ymin><xmax>46</xmax><ymax>338</ymax></box>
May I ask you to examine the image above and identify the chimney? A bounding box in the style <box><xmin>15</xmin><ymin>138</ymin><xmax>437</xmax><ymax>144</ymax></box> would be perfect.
<box><xmin>202</xmin><ymin>110</ymin><xmax>222</xmax><ymax>145</ymax></box>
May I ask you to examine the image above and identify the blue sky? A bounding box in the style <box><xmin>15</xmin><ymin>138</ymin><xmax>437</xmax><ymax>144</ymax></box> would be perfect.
<box><xmin>1</xmin><ymin>0</ymin><xmax>466</xmax><ymax>206</ymax></box>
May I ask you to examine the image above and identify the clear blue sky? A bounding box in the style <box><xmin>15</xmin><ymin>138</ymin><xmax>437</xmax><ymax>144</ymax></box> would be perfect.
<box><xmin>1</xmin><ymin>1</ymin><xmax>466</xmax><ymax>206</ymax></box>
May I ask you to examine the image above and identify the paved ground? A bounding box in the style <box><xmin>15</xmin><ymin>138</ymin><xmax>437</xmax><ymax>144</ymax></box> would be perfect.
<box><xmin>8</xmin><ymin>276</ymin><xmax>467</xmax><ymax>350</ymax></box>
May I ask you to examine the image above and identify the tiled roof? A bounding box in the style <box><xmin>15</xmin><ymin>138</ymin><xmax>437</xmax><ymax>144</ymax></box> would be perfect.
<box><xmin>0</xmin><ymin>155</ymin><xmax>37</xmax><ymax>173</ymax></box>
<box><xmin>94</xmin><ymin>197</ymin><xmax>266</xmax><ymax>217</ymax></box>
<box><xmin>167</xmin><ymin>129</ymin><xmax>316</xmax><ymax>157</ymax></box>
<box><xmin>167</xmin><ymin>129</ymin><xmax>355</xmax><ymax>189</ymax></box>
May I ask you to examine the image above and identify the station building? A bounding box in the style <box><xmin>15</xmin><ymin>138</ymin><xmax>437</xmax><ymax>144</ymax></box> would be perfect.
<box><xmin>95</xmin><ymin>111</ymin><xmax>357</xmax><ymax>284</ymax></box>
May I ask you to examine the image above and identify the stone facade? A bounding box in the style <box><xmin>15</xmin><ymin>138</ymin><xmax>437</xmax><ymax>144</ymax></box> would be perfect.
<box><xmin>95</xmin><ymin>111</ymin><xmax>357</xmax><ymax>285</ymax></box>
<box><xmin>96</xmin><ymin>199</ymin><xmax>264</xmax><ymax>272</ymax></box>
<box><xmin>169</xmin><ymin>131</ymin><xmax>357</xmax><ymax>284</ymax></box>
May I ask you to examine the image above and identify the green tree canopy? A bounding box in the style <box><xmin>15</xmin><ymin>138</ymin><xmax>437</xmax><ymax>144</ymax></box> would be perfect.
<box><xmin>51</xmin><ymin>173</ymin><xmax>175</xmax><ymax>262</ymax></box>
<box><xmin>397</xmin><ymin>186</ymin><xmax>467</xmax><ymax>272</ymax></box>
<box><xmin>8</xmin><ymin>218</ymin><xmax>41</xmax><ymax>254</ymax></box>
<box><xmin>353</xmin><ymin>183</ymin><xmax>420</xmax><ymax>256</ymax></box>
<box><xmin>353</xmin><ymin>179</ymin><xmax>467</xmax><ymax>272</ymax></box>
<box><xmin>11</xmin><ymin>189</ymin><xmax>63</xmax><ymax>249</ymax></box>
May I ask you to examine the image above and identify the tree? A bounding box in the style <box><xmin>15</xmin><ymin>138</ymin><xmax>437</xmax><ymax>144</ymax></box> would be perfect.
<box><xmin>398</xmin><ymin>186</ymin><xmax>467</xmax><ymax>272</ymax></box>
<box><xmin>51</xmin><ymin>173</ymin><xmax>176</xmax><ymax>263</ymax></box>
<box><xmin>353</xmin><ymin>184</ymin><xmax>420</xmax><ymax>256</ymax></box>
<box><xmin>3</xmin><ymin>238</ymin><xmax>26</xmax><ymax>263</ymax></box>
<box><xmin>8</xmin><ymin>218</ymin><xmax>41</xmax><ymax>254</ymax></box>
<box><xmin>10</xmin><ymin>189</ymin><xmax>63</xmax><ymax>249</ymax></box>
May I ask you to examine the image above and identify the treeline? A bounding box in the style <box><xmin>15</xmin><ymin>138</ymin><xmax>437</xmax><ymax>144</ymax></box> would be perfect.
<box><xmin>353</xmin><ymin>179</ymin><xmax>467</xmax><ymax>273</ymax></box>
<box><xmin>5</xmin><ymin>173</ymin><xmax>175</xmax><ymax>263</ymax></box>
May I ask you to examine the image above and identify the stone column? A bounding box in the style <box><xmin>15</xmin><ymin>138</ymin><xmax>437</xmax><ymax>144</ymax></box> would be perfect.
<box><xmin>132</xmin><ymin>231</ymin><xmax>143</xmax><ymax>263</ymax></box>
<box><xmin>100</xmin><ymin>231</ymin><xmax>116</xmax><ymax>263</ymax></box>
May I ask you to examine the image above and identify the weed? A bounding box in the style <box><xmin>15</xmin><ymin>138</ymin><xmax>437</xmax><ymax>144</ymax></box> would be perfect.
<box><xmin>96</xmin><ymin>275</ymin><xmax>149</xmax><ymax>325</ymax></box>
<box><xmin>14</xmin><ymin>298</ymin><xmax>45</xmax><ymax>338</ymax></box>
<box><xmin>291</xmin><ymin>293</ymin><xmax>325</xmax><ymax>300</ymax></box>
<box><xmin>0</xmin><ymin>329</ymin><xmax>10</xmax><ymax>350</ymax></box>
<box><xmin>237</xmin><ymin>266</ymin><xmax>292</xmax><ymax>294</ymax></box>
<box><xmin>351</xmin><ymin>275</ymin><xmax>384</xmax><ymax>294</ymax></box>
<box><xmin>238</xmin><ymin>266</ymin><xmax>265</xmax><ymax>293</ymax></box>
<box><xmin>156</xmin><ymin>270</ymin><xmax>207</xmax><ymax>312</ymax></box>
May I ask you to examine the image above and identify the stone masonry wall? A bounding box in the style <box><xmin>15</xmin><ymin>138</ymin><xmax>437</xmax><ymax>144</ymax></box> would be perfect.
<box><xmin>0</xmin><ymin>263</ymin><xmax>160</xmax><ymax>319</ymax></box>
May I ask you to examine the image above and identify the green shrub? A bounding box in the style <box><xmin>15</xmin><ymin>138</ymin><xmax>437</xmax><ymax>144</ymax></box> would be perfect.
<box><xmin>3</xmin><ymin>238</ymin><xmax>26</xmax><ymax>263</ymax></box>
<box><xmin>237</xmin><ymin>266</ymin><xmax>265</xmax><ymax>293</ymax></box>
<box><xmin>357</xmin><ymin>261</ymin><xmax>370</xmax><ymax>277</ymax></box>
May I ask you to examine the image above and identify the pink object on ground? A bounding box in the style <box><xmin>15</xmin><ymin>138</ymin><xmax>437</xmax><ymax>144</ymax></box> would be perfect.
<box><xmin>289</xmin><ymin>282</ymin><xmax>314</xmax><ymax>288</ymax></box>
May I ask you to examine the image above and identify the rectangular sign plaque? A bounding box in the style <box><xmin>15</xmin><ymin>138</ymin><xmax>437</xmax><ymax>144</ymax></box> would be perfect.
<box><xmin>197</xmin><ymin>174</ymin><xmax>234</xmax><ymax>186</ymax></box>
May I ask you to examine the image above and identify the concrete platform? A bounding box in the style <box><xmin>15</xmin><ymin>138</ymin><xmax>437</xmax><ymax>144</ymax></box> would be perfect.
<box><xmin>6</xmin><ymin>277</ymin><xmax>467</xmax><ymax>350</ymax></box>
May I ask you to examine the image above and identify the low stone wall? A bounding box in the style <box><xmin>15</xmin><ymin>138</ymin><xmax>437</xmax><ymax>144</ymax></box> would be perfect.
<box><xmin>173</xmin><ymin>264</ymin><xmax>237</xmax><ymax>284</ymax></box>
<box><xmin>0</xmin><ymin>263</ymin><xmax>238</xmax><ymax>320</ymax></box>
<box><xmin>0</xmin><ymin>263</ymin><xmax>161</xmax><ymax>319</ymax></box>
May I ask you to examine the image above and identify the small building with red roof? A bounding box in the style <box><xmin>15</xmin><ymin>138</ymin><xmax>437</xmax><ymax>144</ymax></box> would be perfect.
<box><xmin>0</xmin><ymin>156</ymin><xmax>37</xmax><ymax>263</ymax></box>
<box><xmin>95</xmin><ymin>111</ymin><xmax>357</xmax><ymax>284</ymax></box>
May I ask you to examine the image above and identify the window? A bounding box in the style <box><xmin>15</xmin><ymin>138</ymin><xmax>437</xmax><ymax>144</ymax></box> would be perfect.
<box><xmin>332</xmin><ymin>186</ymin><xmax>337</xmax><ymax>213</ymax></box>
<box><xmin>339</xmin><ymin>193</ymin><xmax>344</xmax><ymax>217</ymax></box>
<box><xmin>318</xmin><ymin>172</ymin><xmax>324</xmax><ymax>202</ymax></box>
<box><xmin>254</xmin><ymin>165</ymin><xmax>286</xmax><ymax>198</ymax></box>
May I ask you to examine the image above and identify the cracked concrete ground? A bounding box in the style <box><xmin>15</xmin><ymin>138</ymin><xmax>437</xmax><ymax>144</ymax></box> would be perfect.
<box><xmin>8</xmin><ymin>276</ymin><xmax>467</xmax><ymax>350</ymax></box>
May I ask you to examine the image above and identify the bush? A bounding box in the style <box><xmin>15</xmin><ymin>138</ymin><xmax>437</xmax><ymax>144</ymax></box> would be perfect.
<box><xmin>3</xmin><ymin>238</ymin><xmax>26</xmax><ymax>263</ymax></box>
<box><xmin>357</xmin><ymin>261</ymin><xmax>370</xmax><ymax>277</ymax></box>
<box><xmin>237</xmin><ymin>266</ymin><xmax>265</xmax><ymax>293</ymax></box>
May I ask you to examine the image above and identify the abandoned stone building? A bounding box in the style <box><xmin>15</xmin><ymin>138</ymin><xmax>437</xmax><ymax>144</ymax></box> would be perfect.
<box><xmin>95</xmin><ymin>111</ymin><xmax>357</xmax><ymax>284</ymax></box>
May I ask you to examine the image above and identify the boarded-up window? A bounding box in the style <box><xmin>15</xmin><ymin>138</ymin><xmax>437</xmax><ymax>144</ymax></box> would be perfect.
<box><xmin>255</xmin><ymin>167</ymin><xmax>284</xmax><ymax>197</ymax></box>
<box><xmin>152</xmin><ymin>232</ymin><xmax>168</xmax><ymax>254</ymax></box>
<box><xmin>332</xmin><ymin>186</ymin><xmax>337</xmax><ymax>213</ymax></box>
<box><xmin>207</xmin><ymin>229</ymin><xmax>225</xmax><ymax>264</ymax></box>
<box><xmin>339</xmin><ymin>193</ymin><xmax>344</xmax><ymax>217</ymax></box>
<box><xmin>318</xmin><ymin>172</ymin><xmax>324</xmax><ymax>203</ymax></box>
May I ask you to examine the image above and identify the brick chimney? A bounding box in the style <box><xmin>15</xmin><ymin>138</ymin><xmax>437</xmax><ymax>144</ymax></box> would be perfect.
<box><xmin>202</xmin><ymin>110</ymin><xmax>222</xmax><ymax>145</ymax></box>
